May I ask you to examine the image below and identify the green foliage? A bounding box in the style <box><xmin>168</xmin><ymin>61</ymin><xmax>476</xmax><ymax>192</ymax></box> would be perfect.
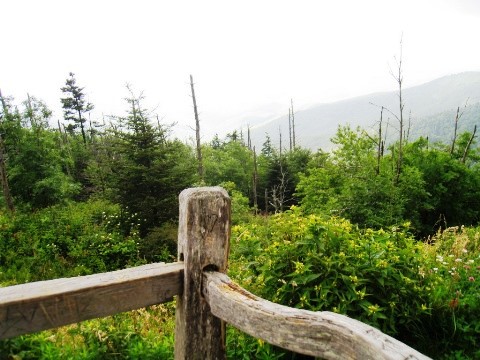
<box><xmin>230</xmin><ymin>209</ymin><xmax>432</xmax><ymax>337</ymax></box>
<box><xmin>139</xmin><ymin>221</ymin><xmax>178</xmax><ymax>263</ymax></box>
<box><xmin>219</xmin><ymin>181</ymin><xmax>254</xmax><ymax>225</ymax></box>
<box><xmin>229</xmin><ymin>210</ymin><xmax>480</xmax><ymax>359</ymax></box>
<box><xmin>0</xmin><ymin>94</ymin><xmax>80</xmax><ymax>209</ymax></box>
<box><xmin>8</xmin><ymin>128</ymin><xmax>81</xmax><ymax>208</ymax></box>
<box><xmin>404</xmin><ymin>140</ymin><xmax>480</xmax><ymax>235</ymax></box>
<box><xmin>0</xmin><ymin>200</ymin><xmax>143</xmax><ymax>284</ymax></box>
<box><xmin>256</xmin><ymin>140</ymin><xmax>311</xmax><ymax>213</ymax></box>
<box><xmin>0</xmin><ymin>304</ymin><xmax>176</xmax><ymax>359</ymax></box>
<box><xmin>297</xmin><ymin>126</ymin><xmax>413</xmax><ymax>228</ymax></box>
<box><xmin>297</xmin><ymin>125</ymin><xmax>480</xmax><ymax>238</ymax></box>
<box><xmin>227</xmin><ymin>326</ymin><xmax>284</xmax><ymax>360</ymax></box>
<box><xmin>419</xmin><ymin>227</ymin><xmax>480</xmax><ymax>358</ymax></box>
<box><xmin>203</xmin><ymin>138</ymin><xmax>254</xmax><ymax>198</ymax></box>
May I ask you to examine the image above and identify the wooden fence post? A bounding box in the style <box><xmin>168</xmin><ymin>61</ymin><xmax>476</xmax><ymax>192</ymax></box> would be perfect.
<box><xmin>174</xmin><ymin>187</ymin><xmax>231</xmax><ymax>360</ymax></box>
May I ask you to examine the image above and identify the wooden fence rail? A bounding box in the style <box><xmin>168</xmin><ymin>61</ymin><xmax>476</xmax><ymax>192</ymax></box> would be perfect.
<box><xmin>0</xmin><ymin>187</ymin><xmax>431</xmax><ymax>359</ymax></box>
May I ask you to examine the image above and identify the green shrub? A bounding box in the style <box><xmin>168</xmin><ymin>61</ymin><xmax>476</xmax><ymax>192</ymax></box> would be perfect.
<box><xmin>0</xmin><ymin>200</ymin><xmax>144</xmax><ymax>284</ymax></box>
<box><xmin>228</xmin><ymin>208</ymin><xmax>480</xmax><ymax>358</ymax></box>
<box><xmin>140</xmin><ymin>222</ymin><xmax>178</xmax><ymax>263</ymax></box>
<box><xmin>419</xmin><ymin>227</ymin><xmax>480</xmax><ymax>359</ymax></box>
<box><xmin>0</xmin><ymin>304</ymin><xmax>176</xmax><ymax>359</ymax></box>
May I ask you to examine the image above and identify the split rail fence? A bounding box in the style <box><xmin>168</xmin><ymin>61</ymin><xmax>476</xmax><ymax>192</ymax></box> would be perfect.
<box><xmin>0</xmin><ymin>187</ymin><xmax>431</xmax><ymax>359</ymax></box>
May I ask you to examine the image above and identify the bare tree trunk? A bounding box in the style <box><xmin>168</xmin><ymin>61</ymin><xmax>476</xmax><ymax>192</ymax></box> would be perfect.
<box><xmin>450</xmin><ymin>106</ymin><xmax>460</xmax><ymax>155</ymax></box>
<box><xmin>391</xmin><ymin>38</ymin><xmax>404</xmax><ymax>184</ymax></box>
<box><xmin>291</xmin><ymin>99</ymin><xmax>296</xmax><ymax>149</ymax></box>
<box><xmin>288</xmin><ymin>108</ymin><xmax>292</xmax><ymax>151</ymax></box>
<box><xmin>270</xmin><ymin>161</ymin><xmax>288</xmax><ymax>213</ymax></box>
<box><xmin>0</xmin><ymin>90</ymin><xmax>15</xmax><ymax>213</ymax></box>
<box><xmin>57</xmin><ymin>120</ymin><xmax>73</xmax><ymax>177</ymax></box>
<box><xmin>26</xmin><ymin>93</ymin><xmax>35</xmax><ymax>128</ymax></box>
<box><xmin>190</xmin><ymin>75</ymin><xmax>203</xmax><ymax>181</ymax></box>
<box><xmin>405</xmin><ymin>110</ymin><xmax>412</xmax><ymax>144</ymax></box>
<box><xmin>0</xmin><ymin>135</ymin><xmax>14</xmax><ymax>213</ymax></box>
<box><xmin>77</xmin><ymin>108</ymin><xmax>87</xmax><ymax>145</ymax></box>
<box><xmin>461</xmin><ymin>125</ymin><xmax>477</xmax><ymax>164</ymax></box>
<box><xmin>376</xmin><ymin>107</ymin><xmax>384</xmax><ymax>175</ymax></box>
<box><xmin>264</xmin><ymin>188</ymin><xmax>268</xmax><ymax>214</ymax></box>
<box><xmin>252</xmin><ymin>146</ymin><xmax>258</xmax><ymax>213</ymax></box>
<box><xmin>279</xmin><ymin>126</ymin><xmax>282</xmax><ymax>157</ymax></box>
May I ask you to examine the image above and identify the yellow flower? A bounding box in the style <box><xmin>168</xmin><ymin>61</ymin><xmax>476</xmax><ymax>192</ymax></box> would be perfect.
<box><xmin>294</xmin><ymin>261</ymin><xmax>305</xmax><ymax>274</ymax></box>
<box><xmin>355</xmin><ymin>289</ymin><xmax>365</xmax><ymax>299</ymax></box>
<box><xmin>376</xmin><ymin>259</ymin><xmax>388</xmax><ymax>268</ymax></box>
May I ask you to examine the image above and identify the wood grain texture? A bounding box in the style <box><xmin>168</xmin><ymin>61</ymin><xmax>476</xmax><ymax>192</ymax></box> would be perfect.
<box><xmin>0</xmin><ymin>262</ymin><xmax>183</xmax><ymax>339</ymax></box>
<box><xmin>174</xmin><ymin>187</ymin><xmax>231</xmax><ymax>360</ymax></box>
<box><xmin>203</xmin><ymin>271</ymin><xmax>432</xmax><ymax>360</ymax></box>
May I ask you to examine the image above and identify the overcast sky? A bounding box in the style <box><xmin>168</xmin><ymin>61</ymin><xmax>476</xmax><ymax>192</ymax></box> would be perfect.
<box><xmin>2</xmin><ymin>0</ymin><xmax>480</xmax><ymax>141</ymax></box>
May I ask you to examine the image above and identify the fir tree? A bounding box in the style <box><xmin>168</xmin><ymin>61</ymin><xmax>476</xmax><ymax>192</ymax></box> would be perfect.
<box><xmin>61</xmin><ymin>72</ymin><xmax>94</xmax><ymax>145</ymax></box>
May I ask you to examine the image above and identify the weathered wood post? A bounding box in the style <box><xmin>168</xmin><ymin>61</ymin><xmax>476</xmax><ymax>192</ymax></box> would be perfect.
<box><xmin>174</xmin><ymin>187</ymin><xmax>231</xmax><ymax>360</ymax></box>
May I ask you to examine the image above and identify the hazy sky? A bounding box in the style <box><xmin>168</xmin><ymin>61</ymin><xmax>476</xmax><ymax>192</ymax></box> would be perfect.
<box><xmin>2</xmin><ymin>0</ymin><xmax>480</xmax><ymax>141</ymax></box>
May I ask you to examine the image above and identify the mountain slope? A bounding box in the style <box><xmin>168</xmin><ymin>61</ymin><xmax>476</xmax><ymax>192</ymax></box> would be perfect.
<box><xmin>249</xmin><ymin>72</ymin><xmax>480</xmax><ymax>151</ymax></box>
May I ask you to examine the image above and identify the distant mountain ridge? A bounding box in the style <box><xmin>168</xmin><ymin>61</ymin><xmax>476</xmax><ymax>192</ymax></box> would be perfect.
<box><xmin>248</xmin><ymin>72</ymin><xmax>480</xmax><ymax>151</ymax></box>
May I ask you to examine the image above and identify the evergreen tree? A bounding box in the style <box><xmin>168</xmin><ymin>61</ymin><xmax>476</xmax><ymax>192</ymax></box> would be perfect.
<box><xmin>109</xmin><ymin>88</ymin><xmax>197</xmax><ymax>234</ymax></box>
<box><xmin>60</xmin><ymin>72</ymin><xmax>94</xmax><ymax>145</ymax></box>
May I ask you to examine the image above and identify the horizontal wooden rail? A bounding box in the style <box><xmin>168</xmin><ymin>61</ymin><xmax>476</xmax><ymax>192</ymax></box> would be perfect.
<box><xmin>0</xmin><ymin>262</ymin><xmax>183</xmax><ymax>339</ymax></box>
<box><xmin>203</xmin><ymin>271</ymin><xmax>432</xmax><ymax>360</ymax></box>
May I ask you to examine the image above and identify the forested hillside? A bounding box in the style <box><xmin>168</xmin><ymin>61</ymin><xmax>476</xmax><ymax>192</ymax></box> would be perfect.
<box><xmin>249</xmin><ymin>72</ymin><xmax>480</xmax><ymax>151</ymax></box>
<box><xmin>0</xmin><ymin>73</ymin><xmax>479</xmax><ymax>359</ymax></box>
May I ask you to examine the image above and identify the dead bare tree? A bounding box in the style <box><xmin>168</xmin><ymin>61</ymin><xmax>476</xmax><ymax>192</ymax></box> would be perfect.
<box><xmin>288</xmin><ymin>108</ymin><xmax>292</xmax><ymax>151</ymax></box>
<box><xmin>252</xmin><ymin>146</ymin><xmax>258</xmax><ymax>213</ymax></box>
<box><xmin>405</xmin><ymin>110</ymin><xmax>412</xmax><ymax>143</ymax></box>
<box><xmin>269</xmin><ymin>161</ymin><xmax>290</xmax><ymax>213</ymax></box>
<box><xmin>366</xmin><ymin>104</ymin><xmax>386</xmax><ymax>175</ymax></box>
<box><xmin>190</xmin><ymin>75</ymin><xmax>203</xmax><ymax>181</ymax></box>
<box><xmin>390</xmin><ymin>37</ymin><xmax>405</xmax><ymax>184</ymax></box>
<box><xmin>264</xmin><ymin>188</ymin><xmax>268</xmax><ymax>214</ymax></box>
<box><xmin>450</xmin><ymin>100</ymin><xmax>469</xmax><ymax>156</ymax></box>
<box><xmin>279</xmin><ymin>126</ymin><xmax>283</xmax><ymax>157</ymax></box>
<box><xmin>451</xmin><ymin>107</ymin><xmax>461</xmax><ymax>155</ymax></box>
<box><xmin>0</xmin><ymin>89</ymin><xmax>15</xmax><ymax>213</ymax></box>
<box><xmin>461</xmin><ymin>125</ymin><xmax>477</xmax><ymax>164</ymax></box>
<box><xmin>377</xmin><ymin>107</ymin><xmax>384</xmax><ymax>175</ymax></box>
<box><xmin>291</xmin><ymin>99</ymin><xmax>296</xmax><ymax>149</ymax></box>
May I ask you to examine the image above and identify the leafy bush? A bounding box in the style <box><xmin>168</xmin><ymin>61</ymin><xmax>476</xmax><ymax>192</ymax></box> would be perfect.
<box><xmin>140</xmin><ymin>222</ymin><xmax>178</xmax><ymax>263</ymax></box>
<box><xmin>229</xmin><ymin>209</ymin><xmax>480</xmax><ymax>359</ymax></box>
<box><xmin>0</xmin><ymin>200</ymin><xmax>144</xmax><ymax>284</ymax></box>
<box><xmin>220</xmin><ymin>181</ymin><xmax>254</xmax><ymax>225</ymax></box>
<box><xmin>0</xmin><ymin>304</ymin><xmax>176</xmax><ymax>359</ymax></box>
<box><xmin>419</xmin><ymin>227</ymin><xmax>480</xmax><ymax>358</ymax></box>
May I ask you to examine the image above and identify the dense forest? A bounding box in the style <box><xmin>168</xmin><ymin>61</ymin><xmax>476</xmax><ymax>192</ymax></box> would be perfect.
<box><xmin>0</xmin><ymin>73</ymin><xmax>479</xmax><ymax>359</ymax></box>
